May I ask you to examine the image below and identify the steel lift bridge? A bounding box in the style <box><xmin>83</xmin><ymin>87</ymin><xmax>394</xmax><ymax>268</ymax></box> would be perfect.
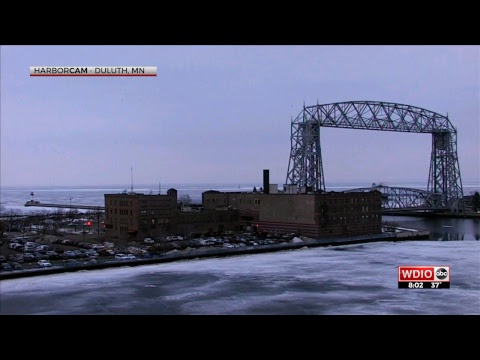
<box><xmin>285</xmin><ymin>101</ymin><xmax>465</xmax><ymax>212</ymax></box>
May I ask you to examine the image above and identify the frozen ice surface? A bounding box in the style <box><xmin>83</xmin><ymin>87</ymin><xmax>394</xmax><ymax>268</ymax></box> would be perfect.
<box><xmin>1</xmin><ymin>240</ymin><xmax>479</xmax><ymax>314</ymax></box>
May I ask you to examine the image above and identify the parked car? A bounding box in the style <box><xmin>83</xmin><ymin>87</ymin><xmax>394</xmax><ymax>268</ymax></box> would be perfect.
<box><xmin>84</xmin><ymin>257</ymin><xmax>98</xmax><ymax>265</ymax></box>
<box><xmin>1</xmin><ymin>263</ymin><xmax>13</xmax><ymax>271</ymax></box>
<box><xmin>23</xmin><ymin>253</ymin><xmax>36</xmax><ymax>262</ymax></box>
<box><xmin>62</xmin><ymin>250</ymin><xmax>76</xmax><ymax>258</ymax></box>
<box><xmin>63</xmin><ymin>259</ymin><xmax>81</xmax><ymax>267</ymax></box>
<box><xmin>38</xmin><ymin>259</ymin><xmax>52</xmax><ymax>267</ymax></box>
<box><xmin>74</xmin><ymin>250</ymin><xmax>88</xmax><ymax>258</ymax></box>
<box><xmin>10</xmin><ymin>262</ymin><xmax>23</xmax><ymax>270</ymax></box>
<box><xmin>85</xmin><ymin>250</ymin><xmax>99</xmax><ymax>257</ymax></box>
<box><xmin>115</xmin><ymin>254</ymin><xmax>129</xmax><ymax>260</ymax></box>
<box><xmin>99</xmin><ymin>249</ymin><xmax>115</xmax><ymax>257</ymax></box>
<box><xmin>144</xmin><ymin>237</ymin><xmax>155</xmax><ymax>244</ymax></box>
<box><xmin>46</xmin><ymin>251</ymin><xmax>60</xmax><ymax>260</ymax></box>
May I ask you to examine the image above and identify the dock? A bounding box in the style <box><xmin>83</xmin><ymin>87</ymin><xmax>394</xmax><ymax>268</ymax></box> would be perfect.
<box><xmin>24</xmin><ymin>201</ymin><xmax>104</xmax><ymax>211</ymax></box>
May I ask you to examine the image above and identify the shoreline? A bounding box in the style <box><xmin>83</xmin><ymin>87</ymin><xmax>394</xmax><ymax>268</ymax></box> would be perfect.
<box><xmin>0</xmin><ymin>231</ymin><xmax>430</xmax><ymax>280</ymax></box>
<box><xmin>383</xmin><ymin>211</ymin><xmax>480</xmax><ymax>219</ymax></box>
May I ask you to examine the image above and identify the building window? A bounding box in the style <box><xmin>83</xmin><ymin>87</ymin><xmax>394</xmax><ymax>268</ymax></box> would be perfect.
<box><xmin>254</xmin><ymin>199</ymin><xmax>260</xmax><ymax>205</ymax></box>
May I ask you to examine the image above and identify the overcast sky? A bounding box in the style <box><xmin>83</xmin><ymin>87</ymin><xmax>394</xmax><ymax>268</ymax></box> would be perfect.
<box><xmin>1</xmin><ymin>45</ymin><xmax>479</xmax><ymax>187</ymax></box>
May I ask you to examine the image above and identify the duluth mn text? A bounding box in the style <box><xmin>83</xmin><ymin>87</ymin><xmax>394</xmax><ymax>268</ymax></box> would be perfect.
<box><xmin>94</xmin><ymin>67</ymin><xmax>145</xmax><ymax>74</ymax></box>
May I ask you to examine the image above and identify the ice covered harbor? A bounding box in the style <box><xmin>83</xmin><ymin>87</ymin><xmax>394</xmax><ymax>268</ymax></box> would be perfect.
<box><xmin>1</xmin><ymin>240</ymin><xmax>478</xmax><ymax>315</ymax></box>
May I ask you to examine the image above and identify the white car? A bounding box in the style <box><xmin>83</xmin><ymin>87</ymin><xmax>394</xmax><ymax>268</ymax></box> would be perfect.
<box><xmin>38</xmin><ymin>259</ymin><xmax>52</xmax><ymax>267</ymax></box>
<box><xmin>115</xmin><ymin>254</ymin><xmax>129</xmax><ymax>260</ymax></box>
<box><xmin>144</xmin><ymin>238</ymin><xmax>155</xmax><ymax>244</ymax></box>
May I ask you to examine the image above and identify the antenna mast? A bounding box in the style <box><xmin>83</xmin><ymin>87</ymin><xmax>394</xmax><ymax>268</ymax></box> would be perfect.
<box><xmin>159</xmin><ymin>181</ymin><xmax>161</xmax><ymax>195</ymax></box>
<box><xmin>130</xmin><ymin>166</ymin><xmax>134</xmax><ymax>194</ymax></box>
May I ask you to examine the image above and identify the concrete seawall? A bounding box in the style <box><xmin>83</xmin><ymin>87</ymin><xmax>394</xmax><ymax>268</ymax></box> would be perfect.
<box><xmin>0</xmin><ymin>231</ymin><xmax>430</xmax><ymax>280</ymax></box>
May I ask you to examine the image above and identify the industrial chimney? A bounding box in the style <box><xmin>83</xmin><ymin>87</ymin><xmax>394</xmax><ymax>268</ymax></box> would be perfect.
<box><xmin>263</xmin><ymin>169</ymin><xmax>269</xmax><ymax>194</ymax></box>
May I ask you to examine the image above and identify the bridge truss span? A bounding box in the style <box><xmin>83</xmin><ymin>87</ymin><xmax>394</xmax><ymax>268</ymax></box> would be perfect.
<box><xmin>285</xmin><ymin>101</ymin><xmax>465</xmax><ymax>212</ymax></box>
<box><xmin>343</xmin><ymin>185</ymin><xmax>442</xmax><ymax>211</ymax></box>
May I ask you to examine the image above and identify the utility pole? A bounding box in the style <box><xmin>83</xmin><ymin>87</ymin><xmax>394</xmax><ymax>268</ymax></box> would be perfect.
<box><xmin>69</xmin><ymin>198</ymin><xmax>73</xmax><ymax>221</ymax></box>
<box><xmin>97</xmin><ymin>206</ymin><xmax>100</xmax><ymax>234</ymax></box>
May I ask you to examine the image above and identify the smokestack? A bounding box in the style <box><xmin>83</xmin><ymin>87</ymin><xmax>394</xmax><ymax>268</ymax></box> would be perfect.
<box><xmin>263</xmin><ymin>169</ymin><xmax>269</xmax><ymax>194</ymax></box>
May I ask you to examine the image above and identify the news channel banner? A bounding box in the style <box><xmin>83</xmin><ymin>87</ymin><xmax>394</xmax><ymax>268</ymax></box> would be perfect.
<box><xmin>398</xmin><ymin>266</ymin><xmax>450</xmax><ymax>289</ymax></box>
<box><xmin>30</xmin><ymin>66</ymin><xmax>157</xmax><ymax>76</ymax></box>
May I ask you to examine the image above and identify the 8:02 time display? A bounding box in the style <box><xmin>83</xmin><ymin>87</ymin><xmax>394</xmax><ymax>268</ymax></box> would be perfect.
<box><xmin>398</xmin><ymin>282</ymin><xmax>450</xmax><ymax>289</ymax></box>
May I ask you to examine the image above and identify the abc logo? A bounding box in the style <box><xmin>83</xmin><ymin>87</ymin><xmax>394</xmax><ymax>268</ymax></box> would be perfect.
<box><xmin>435</xmin><ymin>268</ymin><xmax>448</xmax><ymax>280</ymax></box>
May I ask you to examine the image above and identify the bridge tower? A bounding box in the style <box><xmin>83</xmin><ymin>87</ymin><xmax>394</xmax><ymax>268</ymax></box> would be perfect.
<box><xmin>428</xmin><ymin>129</ymin><xmax>464</xmax><ymax>211</ymax></box>
<box><xmin>285</xmin><ymin>105</ymin><xmax>325</xmax><ymax>192</ymax></box>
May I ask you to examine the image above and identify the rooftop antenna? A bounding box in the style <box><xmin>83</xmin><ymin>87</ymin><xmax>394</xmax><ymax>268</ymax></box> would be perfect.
<box><xmin>158</xmin><ymin>181</ymin><xmax>161</xmax><ymax>195</ymax></box>
<box><xmin>130</xmin><ymin>165</ymin><xmax>134</xmax><ymax>194</ymax></box>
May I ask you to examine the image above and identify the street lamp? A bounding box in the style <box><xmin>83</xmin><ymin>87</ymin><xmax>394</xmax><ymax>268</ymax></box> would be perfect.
<box><xmin>69</xmin><ymin>198</ymin><xmax>74</xmax><ymax>222</ymax></box>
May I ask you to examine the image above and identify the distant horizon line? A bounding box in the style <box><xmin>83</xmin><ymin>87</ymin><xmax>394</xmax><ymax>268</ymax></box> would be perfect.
<box><xmin>1</xmin><ymin>178</ymin><xmax>479</xmax><ymax>189</ymax></box>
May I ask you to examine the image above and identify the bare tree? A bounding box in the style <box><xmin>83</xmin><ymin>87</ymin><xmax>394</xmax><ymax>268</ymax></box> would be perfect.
<box><xmin>179</xmin><ymin>194</ymin><xmax>192</xmax><ymax>205</ymax></box>
<box><xmin>0</xmin><ymin>205</ymin><xmax>6</xmax><ymax>237</ymax></box>
<box><xmin>6</xmin><ymin>208</ymin><xmax>23</xmax><ymax>232</ymax></box>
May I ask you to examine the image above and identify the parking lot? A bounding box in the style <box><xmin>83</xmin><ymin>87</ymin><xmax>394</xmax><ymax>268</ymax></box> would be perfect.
<box><xmin>0</xmin><ymin>230</ymin><xmax>296</xmax><ymax>274</ymax></box>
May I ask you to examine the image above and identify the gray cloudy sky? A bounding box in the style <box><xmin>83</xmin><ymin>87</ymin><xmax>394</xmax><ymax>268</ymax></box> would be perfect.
<box><xmin>1</xmin><ymin>45</ymin><xmax>479</xmax><ymax>187</ymax></box>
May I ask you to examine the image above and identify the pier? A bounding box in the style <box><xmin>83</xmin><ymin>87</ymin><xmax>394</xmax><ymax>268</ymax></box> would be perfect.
<box><xmin>24</xmin><ymin>201</ymin><xmax>104</xmax><ymax>211</ymax></box>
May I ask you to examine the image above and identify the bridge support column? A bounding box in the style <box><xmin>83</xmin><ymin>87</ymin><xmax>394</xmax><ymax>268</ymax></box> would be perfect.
<box><xmin>428</xmin><ymin>131</ymin><xmax>464</xmax><ymax>212</ymax></box>
<box><xmin>286</xmin><ymin>108</ymin><xmax>325</xmax><ymax>193</ymax></box>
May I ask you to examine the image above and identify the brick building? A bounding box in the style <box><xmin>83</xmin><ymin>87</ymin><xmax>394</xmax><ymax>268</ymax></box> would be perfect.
<box><xmin>104</xmin><ymin>188</ymin><xmax>239</xmax><ymax>241</ymax></box>
<box><xmin>105</xmin><ymin>167</ymin><xmax>382</xmax><ymax>241</ymax></box>
<box><xmin>202</xmin><ymin>188</ymin><xmax>382</xmax><ymax>238</ymax></box>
